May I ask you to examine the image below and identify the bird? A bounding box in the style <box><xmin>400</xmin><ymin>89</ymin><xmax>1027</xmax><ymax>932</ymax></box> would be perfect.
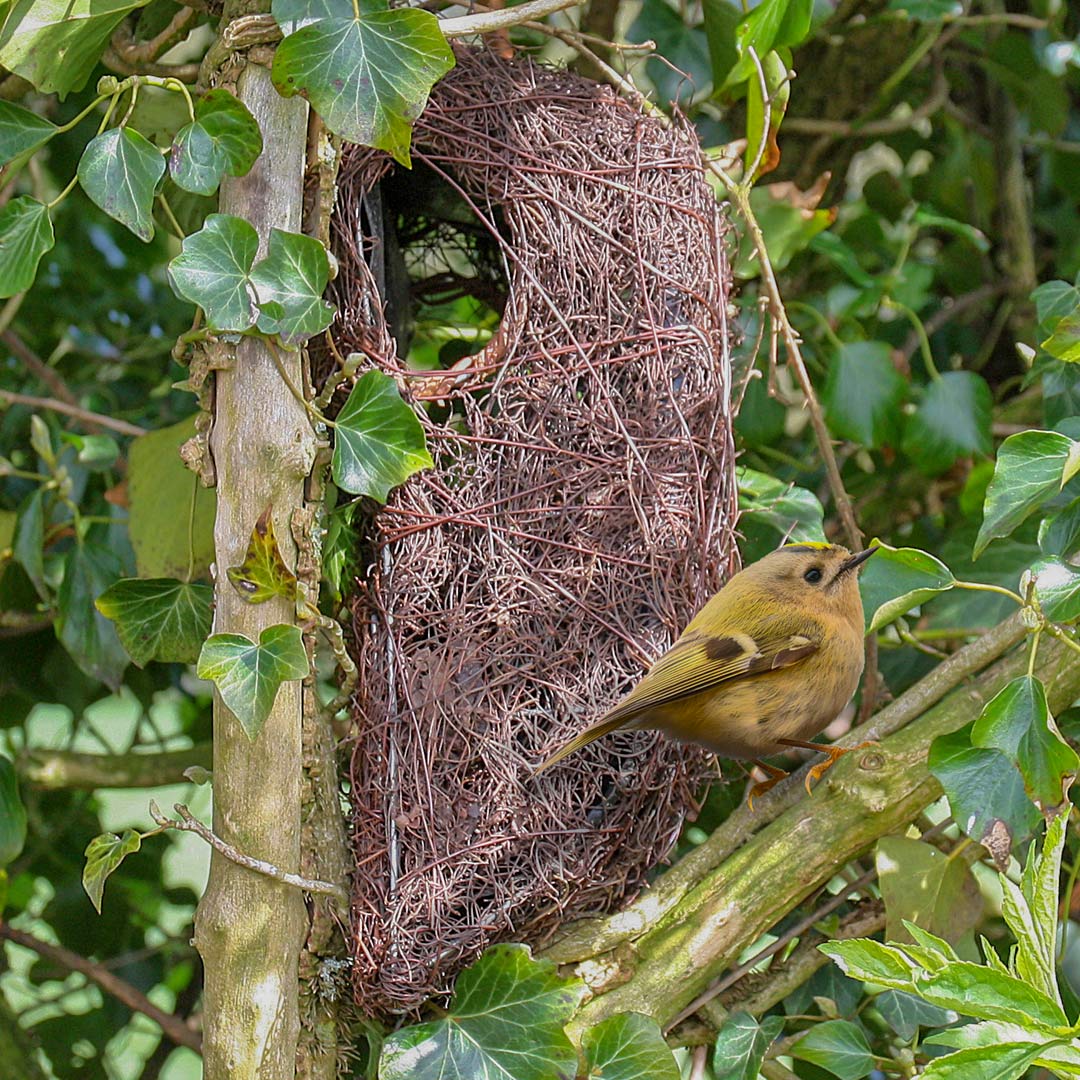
<box><xmin>534</xmin><ymin>542</ymin><xmax>878</xmax><ymax>804</ymax></box>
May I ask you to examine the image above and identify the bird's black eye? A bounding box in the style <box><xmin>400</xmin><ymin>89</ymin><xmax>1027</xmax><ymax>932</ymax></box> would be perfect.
<box><xmin>804</xmin><ymin>567</ymin><xmax>823</xmax><ymax>584</ymax></box>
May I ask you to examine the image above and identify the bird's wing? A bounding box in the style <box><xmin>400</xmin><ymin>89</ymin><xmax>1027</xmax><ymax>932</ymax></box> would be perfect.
<box><xmin>601</xmin><ymin>626</ymin><xmax>819</xmax><ymax>725</ymax></box>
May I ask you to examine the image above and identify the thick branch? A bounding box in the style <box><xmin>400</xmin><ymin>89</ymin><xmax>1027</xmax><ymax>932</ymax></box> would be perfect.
<box><xmin>0</xmin><ymin>924</ymin><xmax>201</xmax><ymax>1052</ymax></box>
<box><xmin>19</xmin><ymin>744</ymin><xmax>212</xmax><ymax>790</ymax></box>
<box><xmin>561</xmin><ymin>628</ymin><xmax>1078</xmax><ymax>1035</ymax></box>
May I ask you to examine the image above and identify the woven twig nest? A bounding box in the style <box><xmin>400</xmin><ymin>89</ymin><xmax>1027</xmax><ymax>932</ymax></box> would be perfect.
<box><xmin>327</xmin><ymin>45</ymin><xmax>738</xmax><ymax>1016</ymax></box>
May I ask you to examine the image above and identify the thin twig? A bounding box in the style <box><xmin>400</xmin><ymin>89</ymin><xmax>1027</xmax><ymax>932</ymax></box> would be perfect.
<box><xmin>150</xmin><ymin>802</ymin><xmax>348</xmax><ymax>905</ymax></box>
<box><xmin>0</xmin><ymin>923</ymin><xmax>202</xmax><ymax>1052</ymax></box>
<box><xmin>440</xmin><ymin>0</ymin><xmax>585</xmax><ymax>36</ymax></box>
<box><xmin>1</xmin><ymin>329</ymin><xmax>80</xmax><ymax>407</ymax></box>
<box><xmin>0</xmin><ymin>389</ymin><xmax>147</xmax><ymax>436</ymax></box>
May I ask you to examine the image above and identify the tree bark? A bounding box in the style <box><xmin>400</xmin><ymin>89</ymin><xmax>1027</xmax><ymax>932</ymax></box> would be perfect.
<box><xmin>192</xmin><ymin>57</ymin><xmax>314</xmax><ymax>1078</ymax></box>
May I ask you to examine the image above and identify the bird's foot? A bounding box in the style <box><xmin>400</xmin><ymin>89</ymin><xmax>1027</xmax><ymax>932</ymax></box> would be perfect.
<box><xmin>746</xmin><ymin>760</ymin><xmax>789</xmax><ymax>811</ymax></box>
<box><xmin>778</xmin><ymin>738</ymin><xmax>881</xmax><ymax>794</ymax></box>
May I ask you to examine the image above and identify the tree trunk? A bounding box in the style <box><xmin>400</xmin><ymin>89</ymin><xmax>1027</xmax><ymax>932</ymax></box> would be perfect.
<box><xmin>192</xmin><ymin>56</ymin><xmax>314</xmax><ymax>1077</ymax></box>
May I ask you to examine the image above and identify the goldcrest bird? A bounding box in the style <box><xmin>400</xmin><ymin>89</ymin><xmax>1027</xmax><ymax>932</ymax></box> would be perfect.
<box><xmin>535</xmin><ymin>542</ymin><xmax>877</xmax><ymax>803</ymax></box>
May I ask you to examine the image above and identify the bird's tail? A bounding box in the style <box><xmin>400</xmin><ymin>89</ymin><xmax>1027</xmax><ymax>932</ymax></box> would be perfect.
<box><xmin>533</xmin><ymin>713</ymin><xmax>632</xmax><ymax>775</ymax></box>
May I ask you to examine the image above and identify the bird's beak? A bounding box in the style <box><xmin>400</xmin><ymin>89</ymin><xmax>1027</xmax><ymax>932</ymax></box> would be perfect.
<box><xmin>838</xmin><ymin>546</ymin><xmax>878</xmax><ymax>576</ymax></box>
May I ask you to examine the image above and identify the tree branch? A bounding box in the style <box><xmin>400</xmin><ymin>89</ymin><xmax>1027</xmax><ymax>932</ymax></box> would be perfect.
<box><xmin>440</xmin><ymin>0</ymin><xmax>585</xmax><ymax>36</ymax></box>
<box><xmin>0</xmin><ymin>924</ymin><xmax>201</xmax><ymax>1053</ymax></box>
<box><xmin>19</xmin><ymin>743</ymin><xmax>212</xmax><ymax>790</ymax></box>
<box><xmin>0</xmin><ymin>389</ymin><xmax>147</xmax><ymax>437</ymax></box>
<box><xmin>1</xmin><ymin>329</ymin><xmax>80</xmax><ymax>407</ymax></box>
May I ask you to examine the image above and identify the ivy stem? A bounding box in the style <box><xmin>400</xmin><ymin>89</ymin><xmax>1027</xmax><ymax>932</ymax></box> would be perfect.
<box><xmin>156</xmin><ymin>190</ymin><xmax>185</xmax><ymax>240</ymax></box>
<box><xmin>953</xmin><ymin>580</ymin><xmax>1026</xmax><ymax>606</ymax></box>
<box><xmin>883</xmin><ymin>297</ymin><xmax>941</xmax><ymax>381</ymax></box>
<box><xmin>265</xmin><ymin>337</ymin><xmax>332</xmax><ymax>428</ymax></box>
<box><xmin>1028</xmin><ymin>627</ymin><xmax>1041</xmax><ymax>677</ymax></box>
<box><xmin>788</xmin><ymin>301</ymin><xmax>845</xmax><ymax>354</ymax></box>
<box><xmin>1045</xmin><ymin>622</ymin><xmax>1080</xmax><ymax>659</ymax></box>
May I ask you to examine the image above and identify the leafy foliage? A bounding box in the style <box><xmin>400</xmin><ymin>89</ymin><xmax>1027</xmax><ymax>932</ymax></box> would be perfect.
<box><xmin>95</xmin><ymin>578</ymin><xmax>213</xmax><ymax>666</ymax></box>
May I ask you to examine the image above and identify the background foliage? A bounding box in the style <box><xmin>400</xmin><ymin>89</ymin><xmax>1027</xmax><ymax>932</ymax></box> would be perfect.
<box><xmin>0</xmin><ymin>0</ymin><xmax>1079</xmax><ymax>1078</ymax></box>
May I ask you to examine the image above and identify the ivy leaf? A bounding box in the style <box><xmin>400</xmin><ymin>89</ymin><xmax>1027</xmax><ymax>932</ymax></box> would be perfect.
<box><xmin>57</xmin><ymin>543</ymin><xmax>129</xmax><ymax>690</ymax></box>
<box><xmin>902</xmin><ymin>372</ymin><xmax>992</xmax><ymax>476</ymax></box>
<box><xmin>736</xmin><ymin>467</ymin><xmax>825</xmax><ymax>542</ymax></box>
<box><xmin>270</xmin><ymin>0</ymin><xmax>455</xmax><ymax>167</ymax></box>
<box><xmin>95</xmin><ymin>578</ymin><xmax>213</xmax><ymax>667</ymax></box>
<box><xmin>858</xmin><ymin>541</ymin><xmax>955</xmax><ymax>632</ymax></box>
<box><xmin>789</xmin><ymin>1019</ymin><xmax>873</xmax><ymax>1080</ymax></box>
<box><xmin>581</xmin><ymin>1013</ymin><xmax>681</xmax><ymax>1080</ymax></box>
<box><xmin>919</xmin><ymin>1042</ymin><xmax>1061</xmax><ymax>1080</ymax></box>
<box><xmin>1037</xmin><ymin>497</ymin><xmax>1080</xmax><ymax>557</ymax></box>
<box><xmin>874</xmin><ymin>991</ymin><xmax>956</xmax><ymax>1042</ymax></box>
<box><xmin>1032</xmin><ymin>281</ymin><xmax>1080</xmax><ymax>331</ymax></box>
<box><xmin>196</xmin><ymin>624</ymin><xmax>309</xmax><ymax>740</ymax></box>
<box><xmin>77</xmin><ymin>127</ymin><xmax>166</xmax><ymax>242</ymax></box>
<box><xmin>0</xmin><ymin>99</ymin><xmax>57</xmax><ymax>165</ymax></box>
<box><xmin>0</xmin><ymin>196</ymin><xmax>54</xmax><ymax>298</ymax></box>
<box><xmin>876</xmin><ymin>836</ymin><xmax>982</xmax><ymax>947</ymax></box>
<box><xmin>1029</xmin><ymin>556</ymin><xmax>1080</xmax><ymax>623</ymax></box>
<box><xmin>974</xmin><ymin>429</ymin><xmax>1080</xmax><ymax>557</ymax></box>
<box><xmin>928</xmin><ymin>722</ymin><xmax>1041</xmax><ymax>870</ymax></box>
<box><xmin>380</xmin><ymin>944</ymin><xmax>586</xmax><ymax>1080</ymax></box>
<box><xmin>225</xmin><ymin>505</ymin><xmax>298</xmax><ymax>604</ymax></box>
<box><xmin>167</xmin><ymin>213</ymin><xmax>259</xmax><ymax>331</ymax></box>
<box><xmin>332</xmin><ymin>370</ymin><xmax>433</xmax><ymax>502</ymax></box>
<box><xmin>713</xmin><ymin>1011</ymin><xmax>784</xmax><ymax>1080</ymax></box>
<box><xmin>169</xmin><ymin>88</ymin><xmax>263</xmax><ymax>196</ymax></box>
<box><xmin>0</xmin><ymin>1</ymin><xmax>148</xmax><ymax>97</ymax></box>
<box><xmin>82</xmin><ymin>829</ymin><xmax>141</xmax><ymax>913</ymax></box>
<box><xmin>127</xmin><ymin>415</ymin><xmax>216</xmax><ymax>580</ymax></box>
<box><xmin>971</xmin><ymin>676</ymin><xmax>1078</xmax><ymax>815</ymax></box>
<box><xmin>823</xmin><ymin>341</ymin><xmax>907</xmax><ymax>448</ymax></box>
<box><xmin>0</xmin><ymin>757</ymin><xmax>27</xmax><ymax>867</ymax></box>
<box><xmin>12</xmin><ymin>487</ymin><xmax>47</xmax><ymax>599</ymax></box>
<box><xmin>250</xmin><ymin>229</ymin><xmax>335</xmax><ymax>344</ymax></box>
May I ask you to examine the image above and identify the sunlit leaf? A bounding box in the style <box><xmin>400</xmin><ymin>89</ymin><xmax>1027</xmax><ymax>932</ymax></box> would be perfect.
<box><xmin>789</xmin><ymin>1019</ymin><xmax>873</xmax><ymax>1080</ymax></box>
<box><xmin>858</xmin><ymin>541</ymin><xmax>955</xmax><ymax>632</ymax></box>
<box><xmin>744</xmin><ymin>50</ymin><xmax>789</xmax><ymax>181</ymax></box>
<box><xmin>736</xmin><ymin>466</ymin><xmax>825</xmax><ymax>542</ymax></box>
<box><xmin>271</xmin><ymin>0</ymin><xmax>454</xmax><ymax>167</ymax></box>
<box><xmin>77</xmin><ymin>127</ymin><xmax>166</xmax><ymax>242</ymax></box>
<box><xmin>95</xmin><ymin>577</ymin><xmax>213</xmax><ymax>666</ymax></box>
<box><xmin>82</xmin><ymin>829</ymin><xmax>141</xmax><ymax>913</ymax></box>
<box><xmin>380</xmin><ymin>944</ymin><xmax>586</xmax><ymax>1080</ymax></box>
<box><xmin>0</xmin><ymin>196</ymin><xmax>54</xmax><ymax>298</ymax></box>
<box><xmin>225</xmin><ymin>505</ymin><xmax>298</xmax><ymax>604</ymax></box>
<box><xmin>724</xmin><ymin>0</ymin><xmax>812</xmax><ymax>89</ymax></box>
<box><xmin>581</xmin><ymin>1013</ymin><xmax>681</xmax><ymax>1080</ymax></box>
<box><xmin>196</xmin><ymin>624</ymin><xmax>309</xmax><ymax>740</ymax></box>
<box><xmin>1029</xmin><ymin>556</ymin><xmax>1080</xmax><ymax>623</ymax></box>
<box><xmin>920</xmin><ymin>1042</ymin><xmax>1061</xmax><ymax>1080</ymax></box>
<box><xmin>251</xmin><ymin>229</ymin><xmax>335</xmax><ymax>344</ymax></box>
<box><xmin>331</xmin><ymin>370</ymin><xmax>433</xmax><ymax>502</ymax></box>
<box><xmin>170</xmin><ymin>88</ymin><xmax>263</xmax><ymax>196</ymax></box>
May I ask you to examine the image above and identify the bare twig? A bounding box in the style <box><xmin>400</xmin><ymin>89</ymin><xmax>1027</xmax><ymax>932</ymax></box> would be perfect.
<box><xmin>0</xmin><ymin>923</ymin><xmax>202</xmax><ymax>1052</ymax></box>
<box><xmin>150</xmin><ymin>802</ymin><xmax>348</xmax><ymax>905</ymax></box>
<box><xmin>440</xmin><ymin>0</ymin><xmax>585</xmax><ymax>37</ymax></box>
<box><xmin>1</xmin><ymin>329</ymin><xmax>79</xmax><ymax>406</ymax></box>
<box><xmin>0</xmin><ymin>389</ymin><xmax>147</xmax><ymax>436</ymax></box>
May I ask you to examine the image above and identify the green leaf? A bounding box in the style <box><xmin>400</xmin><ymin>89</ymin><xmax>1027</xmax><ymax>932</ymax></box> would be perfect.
<box><xmin>1032</xmin><ymin>281</ymin><xmax>1080</xmax><ymax>331</ymax></box>
<box><xmin>975</xmin><ymin>429</ymin><xmax>1080</xmax><ymax>557</ymax></box>
<box><xmin>581</xmin><ymin>1013</ymin><xmax>681</xmax><ymax>1080</ymax></box>
<box><xmin>0</xmin><ymin>0</ymin><xmax>149</xmax><ymax>97</ymax></box>
<box><xmin>823</xmin><ymin>342</ymin><xmax>907</xmax><ymax>448</ymax></box>
<box><xmin>271</xmin><ymin>0</ymin><xmax>455</xmax><ymax>167</ymax></box>
<box><xmin>713</xmin><ymin>1011</ymin><xmax>784</xmax><ymax>1080</ymax></box>
<box><xmin>169</xmin><ymin>88</ymin><xmax>263</xmax><ymax>196</ymax></box>
<box><xmin>972</xmin><ymin>676</ymin><xmax>1078</xmax><ymax>814</ymax></box>
<box><xmin>95</xmin><ymin>578</ymin><xmax>213</xmax><ymax>667</ymax></box>
<box><xmin>724</xmin><ymin>0</ymin><xmax>812</xmax><ymax>89</ymax></box>
<box><xmin>887</xmin><ymin>0</ymin><xmax>962</xmax><ymax>19</ymax></box>
<box><xmin>928</xmin><ymin>1020</ymin><xmax>1080</xmax><ymax>1072</ymax></box>
<box><xmin>789</xmin><ymin>1019</ymin><xmax>873</xmax><ymax>1080</ymax></box>
<box><xmin>732</xmin><ymin>183</ymin><xmax>833</xmax><ymax>278</ymax></box>
<box><xmin>736</xmin><ymin>466</ymin><xmax>825</xmax><ymax>542</ymax></box>
<box><xmin>379</xmin><ymin>943</ymin><xmax>586</xmax><ymax>1080</ymax></box>
<box><xmin>921</xmin><ymin>1042</ymin><xmax>1061</xmax><ymax>1080</ymax></box>
<box><xmin>913</xmin><ymin>962</ymin><xmax>1069</xmax><ymax>1032</ymax></box>
<box><xmin>744</xmin><ymin>49</ymin><xmax>789</xmax><ymax>181</ymax></box>
<box><xmin>127</xmin><ymin>416</ymin><xmax>216</xmax><ymax>580</ymax></box>
<box><xmin>928</xmin><ymin>722</ymin><xmax>1041</xmax><ymax>870</ymax></box>
<box><xmin>225</xmin><ymin>505</ymin><xmax>298</xmax><ymax>604</ymax></box>
<box><xmin>167</xmin><ymin>213</ymin><xmax>259</xmax><ymax>331</ymax></box>
<box><xmin>0</xmin><ymin>196</ymin><xmax>54</xmax><ymax>298</ymax></box>
<box><xmin>12</xmin><ymin>488</ymin><xmax>47</xmax><ymax>599</ymax></box>
<box><xmin>196</xmin><ymin>624</ymin><xmax>309</xmax><ymax>740</ymax></box>
<box><xmin>0</xmin><ymin>757</ymin><xmax>27</xmax><ymax>867</ymax></box>
<box><xmin>1038</xmin><ymin>497</ymin><xmax>1080</xmax><ymax>557</ymax></box>
<box><xmin>77</xmin><ymin>127</ymin><xmax>166</xmax><ymax>242</ymax></box>
<box><xmin>0</xmin><ymin>99</ymin><xmax>57</xmax><ymax>165</ymax></box>
<box><xmin>902</xmin><ymin>371</ymin><xmax>992</xmax><ymax>476</ymax></box>
<box><xmin>1030</xmin><ymin>556</ymin><xmax>1080</xmax><ymax>622</ymax></box>
<box><xmin>250</xmin><ymin>229</ymin><xmax>335</xmax><ymax>344</ymax></box>
<box><xmin>874</xmin><ymin>990</ymin><xmax>956</xmax><ymax>1041</ymax></box>
<box><xmin>82</xmin><ymin>829</ymin><xmax>141</xmax><ymax>913</ymax></box>
<box><xmin>1043</xmin><ymin>315</ymin><xmax>1080</xmax><ymax>364</ymax></box>
<box><xmin>858</xmin><ymin>541</ymin><xmax>955</xmax><ymax>632</ymax></box>
<box><xmin>57</xmin><ymin>543</ymin><xmax>129</xmax><ymax>690</ymax></box>
<box><xmin>819</xmin><ymin>939</ymin><xmax>919</xmax><ymax>992</ymax></box>
<box><xmin>331</xmin><ymin>370</ymin><xmax>433</xmax><ymax>502</ymax></box>
<box><xmin>701</xmin><ymin>0</ymin><xmax>741</xmax><ymax>88</ymax></box>
<box><xmin>876</xmin><ymin>836</ymin><xmax>981</xmax><ymax>948</ymax></box>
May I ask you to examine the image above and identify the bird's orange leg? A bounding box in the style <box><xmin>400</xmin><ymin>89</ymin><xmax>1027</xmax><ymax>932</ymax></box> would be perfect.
<box><xmin>777</xmin><ymin>738</ymin><xmax>880</xmax><ymax>793</ymax></box>
<box><xmin>745</xmin><ymin>760</ymin><xmax>789</xmax><ymax>811</ymax></box>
